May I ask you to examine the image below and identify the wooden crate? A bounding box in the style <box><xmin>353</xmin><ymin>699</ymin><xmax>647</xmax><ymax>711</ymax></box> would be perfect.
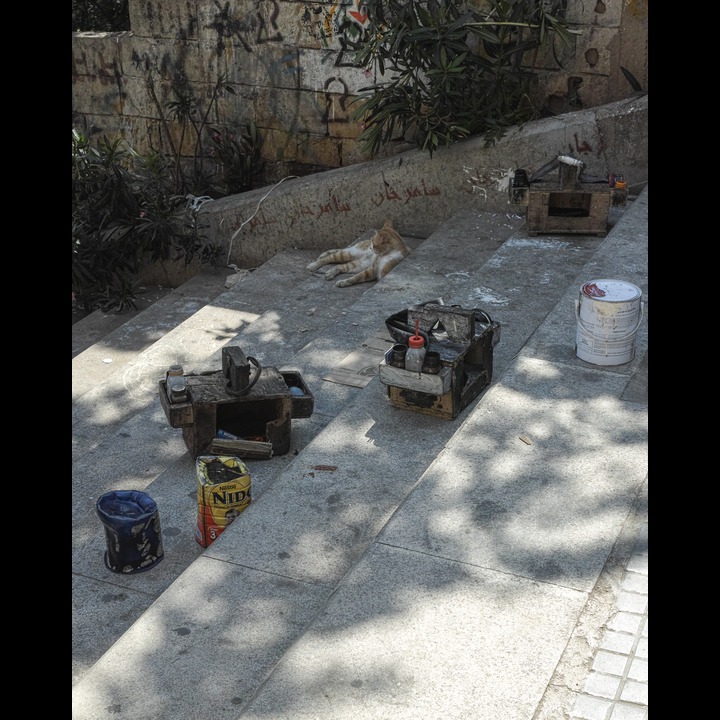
<box><xmin>511</xmin><ymin>159</ymin><xmax>627</xmax><ymax>237</ymax></box>
<box><xmin>525</xmin><ymin>187</ymin><xmax>612</xmax><ymax>237</ymax></box>
<box><xmin>159</xmin><ymin>367</ymin><xmax>313</xmax><ymax>458</ymax></box>
<box><xmin>379</xmin><ymin>304</ymin><xmax>497</xmax><ymax>420</ymax></box>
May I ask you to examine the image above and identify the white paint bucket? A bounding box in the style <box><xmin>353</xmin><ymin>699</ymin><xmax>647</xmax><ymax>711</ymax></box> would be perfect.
<box><xmin>575</xmin><ymin>279</ymin><xmax>643</xmax><ymax>366</ymax></box>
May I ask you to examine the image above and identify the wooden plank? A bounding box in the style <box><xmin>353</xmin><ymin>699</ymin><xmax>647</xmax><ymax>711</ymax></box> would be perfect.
<box><xmin>209</xmin><ymin>438</ymin><xmax>273</xmax><ymax>459</ymax></box>
<box><xmin>378</xmin><ymin>364</ymin><xmax>452</xmax><ymax>394</ymax></box>
<box><xmin>387</xmin><ymin>385</ymin><xmax>456</xmax><ymax>420</ymax></box>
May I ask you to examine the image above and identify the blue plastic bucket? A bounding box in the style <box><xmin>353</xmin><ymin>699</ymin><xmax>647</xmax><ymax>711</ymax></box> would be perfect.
<box><xmin>96</xmin><ymin>490</ymin><xmax>164</xmax><ymax>574</ymax></box>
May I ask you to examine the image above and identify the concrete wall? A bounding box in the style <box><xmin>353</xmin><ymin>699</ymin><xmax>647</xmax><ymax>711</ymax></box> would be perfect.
<box><xmin>72</xmin><ymin>0</ymin><xmax>649</xmax><ymax>184</ymax></box>
<box><xmin>137</xmin><ymin>94</ymin><xmax>647</xmax><ymax>286</ymax></box>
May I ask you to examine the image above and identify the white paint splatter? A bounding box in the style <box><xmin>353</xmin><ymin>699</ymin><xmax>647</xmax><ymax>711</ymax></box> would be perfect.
<box><xmin>495</xmin><ymin>168</ymin><xmax>514</xmax><ymax>193</ymax></box>
<box><xmin>537</xmin><ymin>271</ymin><xmax>553</xmax><ymax>285</ymax></box>
<box><xmin>506</xmin><ymin>238</ymin><xmax>574</xmax><ymax>250</ymax></box>
<box><xmin>485</xmin><ymin>256</ymin><xmax>507</xmax><ymax>268</ymax></box>
<box><xmin>462</xmin><ymin>165</ymin><xmax>515</xmax><ymax>195</ymax></box>
<box><xmin>468</xmin><ymin>287</ymin><xmax>510</xmax><ymax>306</ymax></box>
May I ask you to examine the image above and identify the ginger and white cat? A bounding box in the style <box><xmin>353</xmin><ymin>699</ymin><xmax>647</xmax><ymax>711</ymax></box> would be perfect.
<box><xmin>306</xmin><ymin>219</ymin><xmax>410</xmax><ymax>287</ymax></box>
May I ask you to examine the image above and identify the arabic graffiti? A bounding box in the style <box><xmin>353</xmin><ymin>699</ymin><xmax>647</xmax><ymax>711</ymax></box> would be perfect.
<box><xmin>246</xmin><ymin>210</ymin><xmax>278</xmax><ymax>231</ymax></box>
<box><xmin>370</xmin><ymin>179</ymin><xmax>442</xmax><ymax>206</ymax></box>
<box><xmin>233</xmin><ymin>195</ymin><xmax>353</xmax><ymax>235</ymax></box>
<box><xmin>287</xmin><ymin>194</ymin><xmax>353</xmax><ymax>225</ymax></box>
<box><xmin>231</xmin><ymin>178</ymin><xmax>443</xmax><ymax>236</ymax></box>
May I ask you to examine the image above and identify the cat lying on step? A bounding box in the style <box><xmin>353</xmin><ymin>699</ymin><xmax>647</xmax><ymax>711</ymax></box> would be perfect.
<box><xmin>306</xmin><ymin>219</ymin><xmax>410</xmax><ymax>287</ymax></box>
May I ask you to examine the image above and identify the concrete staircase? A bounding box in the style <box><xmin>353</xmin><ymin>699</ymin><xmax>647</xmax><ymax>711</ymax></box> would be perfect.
<box><xmin>72</xmin><ymin>188</ymin><xmax>648</xmax><ymax>720</ymax></box>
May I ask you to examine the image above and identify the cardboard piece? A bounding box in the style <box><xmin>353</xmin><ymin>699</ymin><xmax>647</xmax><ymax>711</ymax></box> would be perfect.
<box><xmin>323</xmin><ymin>329</ymin><xmax>396</xmax><ymax>388</ymax></box>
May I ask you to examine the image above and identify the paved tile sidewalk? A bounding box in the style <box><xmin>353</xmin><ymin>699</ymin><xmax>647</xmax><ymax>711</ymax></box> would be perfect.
<box><xmin>570</xmin><ymin>515</ymin><xmax>648</xmax><ymax>720</ymax></box>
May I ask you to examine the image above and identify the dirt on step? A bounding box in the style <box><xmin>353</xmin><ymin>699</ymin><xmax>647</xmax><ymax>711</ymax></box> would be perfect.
<box><xmin>72</xmin><ymin>286</ymin><xmax>174</xmax><ymax>326</ymax></box>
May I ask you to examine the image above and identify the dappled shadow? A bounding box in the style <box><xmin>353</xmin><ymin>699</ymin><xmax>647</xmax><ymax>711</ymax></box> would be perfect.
<box><xmin>73</xmin><ymin>356</ymin><xmax>647</xmax><ymax>717</ymax></box>
<box><xmin>73</xmin><ymin>191</ymin><xmax>647</xmax><ymax>716</ymax></box>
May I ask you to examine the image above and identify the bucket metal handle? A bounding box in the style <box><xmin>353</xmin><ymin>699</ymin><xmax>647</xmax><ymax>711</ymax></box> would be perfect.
<box><xmin>575</xmin><ymin>300</ymin><xmax>645</xmax><ymax>341</ymax></box>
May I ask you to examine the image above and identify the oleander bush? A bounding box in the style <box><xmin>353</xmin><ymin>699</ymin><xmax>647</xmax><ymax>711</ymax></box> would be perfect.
<box><xmin>347</xmin><ymin>0</ymin><xmax>578</xmax><ymax>156</ymax></box>
<box><xmin>72</xmin><ymin>74</ymin><xmax>263</xmax><ymax>313</ymax></box>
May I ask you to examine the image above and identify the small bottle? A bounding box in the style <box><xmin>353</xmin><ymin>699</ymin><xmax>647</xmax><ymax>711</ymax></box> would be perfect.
<box><xmin>422</xmin><ymin>351</ymin><xmax>441</xmax><ymax>374</ymax></box>
<box><xmin>166</xmin><ymin>364</ymin><xmax>188</xmax><ymax>403</ymax></box>
<box><xmin>404</xmin><ymin>320</ymin><xmax>426</xmax><ymax>373</ymax></box>
<box><xmin>390</xmin><ymin>344</ymin><xmax>408</xmax><ymax>368</ymax></box>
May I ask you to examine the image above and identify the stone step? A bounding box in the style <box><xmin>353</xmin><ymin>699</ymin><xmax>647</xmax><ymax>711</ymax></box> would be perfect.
<box><xmin>71</xmin><ymin>217</ymin><xmax>521</xmax><ymax>685</ymax></box>
<box><xmin>71</xmin><ymin>193</ymin><xmax>646</xmax><ymax>711</ymax></box>
<box><xmin>72</xmin><ymin>246</ymin><xmax>376</xmax><ymax>456</ymax></box>
<box><xmin>71</xmin><ymin>267</ymin><xmax>229</xmax><ymax>387</ymax></box>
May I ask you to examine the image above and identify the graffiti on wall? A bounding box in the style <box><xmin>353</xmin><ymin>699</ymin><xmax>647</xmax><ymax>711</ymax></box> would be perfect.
<box><xmin>256</xmin><ymin>0</ymin><xmax>284</xmax><ymax>44</ymax></box>
<box><xmin>207</xmin><ymin>1</ymin><xmax>255</xmax><ymax>52</ymax></box>
<box><xmin>236</xmin><ymin>175</ymin><xmax>443</xmax><ymax>234</ymax></box>
<box><xmin>207</xmin><ymin>0</ymin><xmax>285</xmax><ymax>53</ymax></box>
<box><xmin>303</xmin><ymin>1</ymin><xmax>370</xmax><ymax>67</ymax></box>
<box><xmin>242</xmin><ymin>195</ymin><xmax>354</xmax><ymax>231</ymax></box>
<box><xmin>322</xmin><ymin>77</ymin><xmax>353</xmax><ymax>126</ymax></box>
<box><xmin>303</xmin><ymin>0</ymin><xmax>369</xmax><ymax>43</ymax></box>
<box><xmin>370</xmin><ymin>178</ymin><xmax>442</xmax><ymax>207</ymax></box>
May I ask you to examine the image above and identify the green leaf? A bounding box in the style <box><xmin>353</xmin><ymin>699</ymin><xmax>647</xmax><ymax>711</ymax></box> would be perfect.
<box><xmin>620</xmin><ymin>66</ymin><xmax>644</xmax><ymax>92</ymax></box>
